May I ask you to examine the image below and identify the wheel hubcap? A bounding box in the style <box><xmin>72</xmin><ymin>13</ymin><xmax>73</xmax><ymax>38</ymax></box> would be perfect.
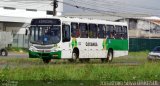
<box><xmin>2</xmin><ymin>51</ymin><xmax>5</xmax><ymax>56</ymax></box>
<box><xmin>109</xmin><ymin>53</ymin><xmax>112</xmax><ymax>60</ymax></box>
<box><xmin>72</xmin><ymin>53</ymin><xmax>76</xmax><ymax>59</ymax></box>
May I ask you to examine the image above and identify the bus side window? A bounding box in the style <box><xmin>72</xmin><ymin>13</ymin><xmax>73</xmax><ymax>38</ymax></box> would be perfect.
<box><xmin>106</xmin><ymin>25</ymin><xmax>114</xmax><ymax>39</ymax></box>
<box><xmin>79</xmin><ymin>23</ymin><xmax>88</xmax><ymax>38</ymax></box>
<box><xmin>106</xmin><ymin>25</ymin><xmax>110</xmax><ymax>38</ymax></box>
<box><xmin>89</xmin><ymin>24</ymin><xmax>97</xmax><ymax>38</ymax></box>
<box><xmin>62</xmin><ymin>24</ymin><xmax>71</xmax><ymax>42</ymax></box>
<box><xmin>115</xmin><ymin>26</ymin><xmax>119</xmax><ymax>39</ymax></box>
<box><xmin>115</xmin><ymin>25</ymin><xmax>122</xmax><ymax>39</ymax></box>
<box><xmin>119</xmin><ymin>26</ymin><xmax>123</xmax><ymax>39</ymax></box>
<box><xmin>98</xmin><ymin>24</ymin><xmax>106</xmax><ymax>38</ymax></box>
<box><xmin>123</xmin><ymin>26</ymin><xmax>128</xmax><ymax>39</ymax></box>
<box><xmin>113</xmin><ymin>26</ymin><xmax>118</xmax><ymax>39</ymax></box>
<box><xmin>71</xmin><ymin>23</ymin><xmax>79</xmax><ymax>38</ymax></box>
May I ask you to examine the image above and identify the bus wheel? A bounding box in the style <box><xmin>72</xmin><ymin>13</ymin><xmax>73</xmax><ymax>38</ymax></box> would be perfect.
<box><xmin>68</xmin><ymin>51</ymin><xmax>77</xmax><ymax>62</ymax></box>
<box><xmin>0</xmin><ymin>49</ymin><xmax>8</xmax><ymax>56</ymax></box>
<box><xmin>43</xmin><ymin>59</ymin><xmax>51</xmax><ymax>64</ymax></box>
<box><xmin>106</xmin><ymin>50</ymin><xmax>113</xmax><ymax>62</ymax></box>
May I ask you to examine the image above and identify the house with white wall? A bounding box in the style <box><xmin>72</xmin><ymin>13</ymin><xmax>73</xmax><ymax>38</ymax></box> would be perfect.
<box><xmin>0</xmin><ymin>0</ymin><xmax>63</xmax><ymax>48</ymax></box>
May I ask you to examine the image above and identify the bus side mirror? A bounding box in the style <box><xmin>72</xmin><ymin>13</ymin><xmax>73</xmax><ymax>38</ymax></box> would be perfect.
<box><xmin>25</xmin><ymin>29</ymin><xmax>28</xmax><ymax>36</ymax></box>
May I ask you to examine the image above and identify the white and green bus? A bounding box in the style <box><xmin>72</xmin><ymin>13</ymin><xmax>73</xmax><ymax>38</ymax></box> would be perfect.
<box><xmin>27</xmin><ymin>17</ymin><xmax>128</xmax><ymax>63</ymax></box>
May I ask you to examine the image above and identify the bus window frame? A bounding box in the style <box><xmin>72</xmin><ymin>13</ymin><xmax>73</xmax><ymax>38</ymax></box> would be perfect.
<box><xmin>98</xmin><ymin>24</ymin><xmax>106</xmax><ymax>38</ymax></box>
<box><xmin>123</xmin><ymin>26</ymin><xmax>128</xmax><ymax>39</ymax></box>
<box><xmin>79</xmin><ymin>23</ymin><xmax>88</xmax><ymax>38</ymax></box>
<box><xmin>29</xmin><ymin>25</ymin><xmax>61</xmax><ymax>45</ymax></box>
<box><xmin>71</xmin><ymin>22</ymin><xmax>80</xmax><ymax>38</ymax></box>
<box><xmin>62</xmin><ymin>24</ymin><xmax>71</xmax><ymax>42</ymax></box>
<box><xmin>106</xmin><ymin>25</ymin><xmax>115</xmax><ymax>39</ymax></box>
<box><xmin>89</xmin><ymin>24</ymin><xmax>98</xmax><ymax>38</ymax></box>
<box><xmin>115</xmin><ymin>25</ymin><xmax>123</xmax><ymax>39</ymax></box>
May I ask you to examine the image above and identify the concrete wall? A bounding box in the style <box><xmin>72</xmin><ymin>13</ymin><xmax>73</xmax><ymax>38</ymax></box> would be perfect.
<box><xmin>119</xmin><ymin>18</ymin><xmax>160</xmax><ymax>38</ymax></box>
<box><xmin>4</xmin><ymin>23</ymin><xmax>25</xmax><ymax>34</ymax></box>
<box><xmin>0</xmin><ymin>0</ymin><xmax>63</xmax><ymax>17</ymax></box>
<box><xmin>0</xmin><ymin>23</ymin><xmax>3</xmax><ymax>31</ymax></box>
<box><xmin>1</xmin><ymin>22</ymin><xmax>29</xmax><ymax>48</ymax></box>
<box><xmin>0</xmin><ymin>0</ymin><xmax>64</xmax><ymax>48</ymax></box>
<box><xmin>12</xmin><ymin>34</ymin><xmax>28</xmax><ymax>48</ymax></box>
<box><xmin>137</xmin><ymin>20</ymin><xmax>156</xmax><ymax>30</ymax></box>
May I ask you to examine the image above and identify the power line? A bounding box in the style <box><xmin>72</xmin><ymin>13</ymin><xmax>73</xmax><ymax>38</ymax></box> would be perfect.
<box><xmin>58</xmin><ymin>0</ymin><xmax>124</xmax><ymax>17</ymax></box>
<box><xmin>58</xmin><ymin>0</ymin><xmax>152</xmax><ymax>17</ymax></box>
<box><xmin>71</xmin><ymin>0</ymin><xmax>160</xmax><ymax>11</ymax></box>
<box><xmin>0</xmin><ymin>0</ymin><xmax>52</xmax><ymax>11</ymax></box>
<box><xmin>64</xmin><ymin>0</ymin><xmax>160</xmax><ymax>17</ymax></box>
<box><xmin>69</xmin><ymin>0</ymin><xmax>154</xmax><ymax>16</ymax></box>
<box><xmin>1</xmin><ymin>0</ymin><xmax>160</xmax><ymax>17</ymax></box>
<box><xmin>100</xmin><ymin>0</ymin><xmax>160</xmax><ymax>11</ymax></box>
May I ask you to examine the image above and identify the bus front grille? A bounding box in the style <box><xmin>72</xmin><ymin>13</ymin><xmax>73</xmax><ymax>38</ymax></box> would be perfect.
<box><xmin>38</xmin><ymin>53</ymin><xmax>50</xmax><ymax>57</ymax></box>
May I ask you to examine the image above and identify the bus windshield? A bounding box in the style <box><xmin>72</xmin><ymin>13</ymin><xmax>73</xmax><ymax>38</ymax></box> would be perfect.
<box><xmin>30</xmin><ymin>26</ymin><xmax>61</xmax><ymax>45</ymax></box>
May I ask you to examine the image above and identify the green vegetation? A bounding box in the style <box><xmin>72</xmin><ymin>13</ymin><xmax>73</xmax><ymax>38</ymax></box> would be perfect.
<box><xmin>6</xmin><ymin>47</ymin><xmax>28</xmax><ymax>53</ymax></box>
<box><xmin>0</xmin><ymin>51</ymin><xmax>159</xmax><ymax>82</ymax></box>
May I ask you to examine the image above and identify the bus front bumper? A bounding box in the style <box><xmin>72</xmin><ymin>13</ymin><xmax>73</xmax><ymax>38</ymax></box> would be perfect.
<box><xmin>29</xmin><ymin>50</ymin><xmax>61</xmax><ymax>59</ymax></box>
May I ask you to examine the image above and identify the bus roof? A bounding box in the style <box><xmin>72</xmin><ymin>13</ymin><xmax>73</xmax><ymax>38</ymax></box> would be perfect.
<box><xmin>31</xmin><ymin>16</ymin><xmax>128</xmax><ymax>26</ymax></box>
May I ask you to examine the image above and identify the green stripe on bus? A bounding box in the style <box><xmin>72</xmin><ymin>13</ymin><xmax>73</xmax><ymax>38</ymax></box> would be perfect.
<box><xmin>106</xmin><ymin>39</ymin><xmax>128</xmax><ymax>50</ymax></box>
<box><xmin>29</xmin><ymin>50</ymin><xmax>62</xmax><ymax>59</ymax></box>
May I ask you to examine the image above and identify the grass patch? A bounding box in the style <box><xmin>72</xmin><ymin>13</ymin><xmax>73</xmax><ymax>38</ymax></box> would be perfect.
<box><xmin>0</xmin><ymin>62</ymin><xmax>160</xmax><ymax>81</ymax></box>
<box><xmin>6</xmin><ymin>47</ymin><xmax>28</xmax><ymax>53</ymax></box>
<box><xmin>0</xmin><ymin>51</ymin><xmax>159</xmax><ymax>81</ymax></box>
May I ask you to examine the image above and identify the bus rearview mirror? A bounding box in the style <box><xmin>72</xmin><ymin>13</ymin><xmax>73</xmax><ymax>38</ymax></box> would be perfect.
<box><xmin>25</xmin><ymin>29</ymin><xmax>28</xmax><ymax>36</ymax></box>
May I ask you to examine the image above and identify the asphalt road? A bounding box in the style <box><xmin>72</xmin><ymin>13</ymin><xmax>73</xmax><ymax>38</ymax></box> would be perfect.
<box><xmin>0</xmin><ymin>52</ymin><xmax>143</xmax><ymax>66</ymax></box>
<box><xmin>0</xmin><ymin>52</ymin><xmax>28</xmax><ymax>58</ymax></box>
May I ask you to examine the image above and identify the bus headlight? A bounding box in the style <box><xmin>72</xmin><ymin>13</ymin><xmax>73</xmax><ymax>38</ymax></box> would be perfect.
<box><xmin>51</xmin><ymin>48</ymin><xmax>58</xmax><ymax>52</ymax></box>
<box><xmin>29</xmin><ymin>46</ymin><xmax>37</xmax><ymax>52</ymax></box>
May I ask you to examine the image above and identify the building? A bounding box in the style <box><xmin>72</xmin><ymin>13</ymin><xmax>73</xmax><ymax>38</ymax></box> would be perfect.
<box><xmin>117</xmin><ymin>17</ymin><xmax>160</xmax><ymax>38</ymax></box>
<box><xmin>117</xmin><ymin>17</ymin><xmax>160</xmax><ymax>51</ymax></box>
<box><xmin>0</xmin><ymin>0</ymin><xmax>63</xmax><ymax>48</ymax></box>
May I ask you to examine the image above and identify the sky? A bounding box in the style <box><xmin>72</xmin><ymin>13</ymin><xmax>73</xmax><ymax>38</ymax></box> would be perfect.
<box><xmin>0</xmin><ymin>0</ymin><xmax>160</xmax><ymax>17</ymax></box>
<box><xmin>63</xmin><ymin>0</ymin><xmax>160</xmax><ymax>16</ymax></box>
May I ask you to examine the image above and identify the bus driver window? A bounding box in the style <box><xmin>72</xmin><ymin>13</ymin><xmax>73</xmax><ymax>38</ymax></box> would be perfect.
<box><xmin>62</xmin><ymin>24</ymin><xmax>71</xmax><ymax>42</ymax></box>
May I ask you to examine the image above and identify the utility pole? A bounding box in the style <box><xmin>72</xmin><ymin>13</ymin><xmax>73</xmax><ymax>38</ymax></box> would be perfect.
<box><xmin>53</xmin><ymin>0</ymin><xmax>58</xmax><ymax>16</ymax></box>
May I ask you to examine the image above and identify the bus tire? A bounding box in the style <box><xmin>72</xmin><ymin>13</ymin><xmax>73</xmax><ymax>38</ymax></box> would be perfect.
<box><xmin>107</xmin><ymin>50</ymin><xmax>113</xmax><ymax>62</ymax></box>
<box><xmin>0</xmin><ymin>49</ymin><xmax>8</xmax><ymax>56</ymax></box>
<box><xmin>43</xmin><ymin>59</ymin><xmax>51</xmax><ymax>64</ymax></box>
<box><xmin>68</xmin><ymin>51</ymin><xmax>78</xmax><ymax>62</ymax></box>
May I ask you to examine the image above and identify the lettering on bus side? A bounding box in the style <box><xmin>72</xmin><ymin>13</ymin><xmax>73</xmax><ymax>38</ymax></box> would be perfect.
<box><xmin>78</xmin><ymin>42</ymin><xmax>81</xmax><ymax>45</ymax></box>
<box><xmin>86</xmin><ymin>42</ymin><xmax>98</xmax><ymax>46</ymax></box>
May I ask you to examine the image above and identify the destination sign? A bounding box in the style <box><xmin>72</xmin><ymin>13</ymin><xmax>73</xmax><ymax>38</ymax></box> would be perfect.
<box><xmin>31</xmin><ymin>19</ymin><xmax>61</xmax><ymax>25</ymax></box>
